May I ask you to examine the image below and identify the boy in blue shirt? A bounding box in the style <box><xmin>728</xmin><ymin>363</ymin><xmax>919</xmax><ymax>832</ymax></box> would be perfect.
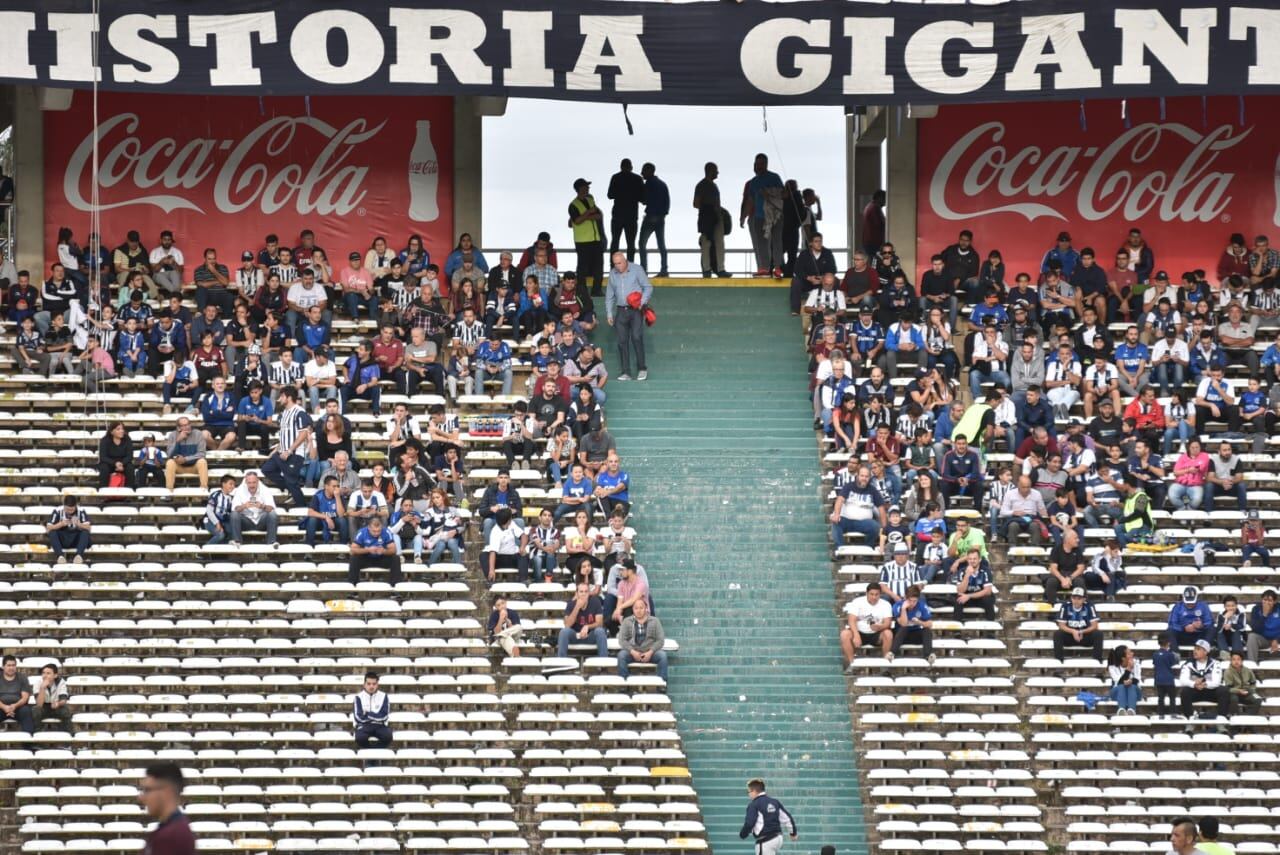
<box><xmin>1152</xmin><ymin>634</ymin><xmax>1180</xmax><ymax>718</ymax></box>
<box><xmin>890</xmin><ymin>585</ymin><xmax>934</xmax><ymax>662</ymax></box>
<box><xmin>969</xmin><ymin>289</ymin><xmax>1009</xmax><ymax>330</ymax></box>
<box><xmin>306</xmin><ymin>475</ymin><xmax>350</xmax><ymax>546</ymax></box>
<box><xmin>134</xmin><ymin>434</ymin><xmax>167</xmax><ymax>487</ymax></box>
<box><xmin>116</xmin><ymin>317</ymin><xmax>146</xmax><ymax>377</ymax></box>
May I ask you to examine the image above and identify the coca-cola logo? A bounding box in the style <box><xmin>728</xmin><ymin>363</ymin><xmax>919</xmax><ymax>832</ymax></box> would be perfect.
<box><xmin>928</xmin><ymin>120</ymin><xmax>1253</xmax><ymax>224</ymax></box>
<box><xmin>63</xmin><ymin>113</ymin><xmax>388</xmax><ymax>217</ymax></box>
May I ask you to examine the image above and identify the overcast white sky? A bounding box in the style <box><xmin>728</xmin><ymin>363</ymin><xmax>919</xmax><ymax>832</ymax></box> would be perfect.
<box><xmin>481</xmin><ymin>100</ymin><xmax>849</xmax><ymax>272</ymax></box>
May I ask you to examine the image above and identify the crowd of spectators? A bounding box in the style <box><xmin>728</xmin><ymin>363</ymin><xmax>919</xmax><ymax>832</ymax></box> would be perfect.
<box><xmin>0</xmin><ymin>173</ymin><xmax>681</xmax><ymax>739</ymax></box>
<box><xmin>812</xmin><ymin>222</ymin><xmax>1278</xmax><ymax>726</ymax></box>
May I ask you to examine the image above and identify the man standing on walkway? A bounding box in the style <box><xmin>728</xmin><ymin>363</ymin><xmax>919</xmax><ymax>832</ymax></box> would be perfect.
<box><xmin>607</xmin><ymin>159</ymin><xmax>644</xmax><ymax>263</ymax></box>
<box><xmin>569</xmin><ymin>178</ymin><xmax>605</xmax><ymax>296</ymax></box>
<box><xmin>740</xmin><ymin>778</ymin><xmax>798</xmax><ymax>854</ymax></box>
<box><xmin>741</xmin><ymin>153</ymin><xmax>785</xmax><ymax>278</ymax></box>
<box><xmin>606</xmin><ymin>252</ymin><xmax>653</xmax><ymax>381</ymax></box>
<box><xmin>638</xmin><ymin>162</ymin><xmax>670</xmax><ymax>277</ymax></box>
<box><xmin>694</xmin><ymin>162</ymin><xmax>730</xmax><ymax>279</ymax></box>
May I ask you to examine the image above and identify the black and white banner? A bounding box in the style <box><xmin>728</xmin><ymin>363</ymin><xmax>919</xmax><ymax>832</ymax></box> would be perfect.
<box><xmin>0</xmin><ymin>0</ymin><xmax>1275</xmax><ymax>104</ymax></box>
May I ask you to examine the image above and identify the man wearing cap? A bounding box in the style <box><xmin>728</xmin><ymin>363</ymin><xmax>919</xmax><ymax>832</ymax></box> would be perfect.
<box><xmin>1247</xmin><ymin>589</ymin><xmax>1280</xmax><ymax>661</ymax></box>
<box><xmin>1169</xmin><ymin>586</ymin><xmax>1215</xmax><ymax>648</ymax></box>
<box><xmin>605</xmin><ymin>251</ymin><xmax>653</xmax><ymax>382</ymax></box>
<box><xmin>877</xmin><ymin>541</ymin><xmax>921</xmax><ymax>604</ymax></box>
<box><xmin>1178</xmin><ymin>638</ymin><xmax>1228</xmax><ymax>721</ymax></box>
<box><xmin>1042</xmin><ymin>231</ymin><xmax>1080</xmax><ymax>279</ymax></box>
<box><xmin>568</xmin><ymin>177</ymin><xmax>605</xmax><ymax>296</ymax></box>
<box><xmin>230</xmin><ymin>250</ymin><xmax>263</xmax><ymax>304</ymax></box>
<box><xmin>1053</xmin><ymin>587</ymin><xmax>1103</xmax><ymax>661</ymax></box>
<box><xmin>338</xmin><ymin>251</ymin><xmax>376</xmax><ymax>319</ymax></box>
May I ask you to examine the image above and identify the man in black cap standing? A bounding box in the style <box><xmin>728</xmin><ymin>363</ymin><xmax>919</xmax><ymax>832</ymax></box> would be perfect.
<box><xmin>569</xmin><ymin>178</ymin><xmax>605</xmax><ymax>297</ymax></box>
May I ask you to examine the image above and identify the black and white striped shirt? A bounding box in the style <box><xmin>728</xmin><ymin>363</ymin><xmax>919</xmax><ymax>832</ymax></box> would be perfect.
<box><xmin>205</xmin><ymin>489</ymin><xmax>233</xmax><ymax>527</ymax></box>
<box><xmin>271</xmin><ymin>263</ymin><xmax>299</xmax><ymax>285</ymax></box>
<box><xmin>455</xmin><ymin>320</ymin><xmax>486</xmax><ymax>348</ymax></box>
<box><xmin>237</xmin><ymin>267</ymin><xmax>264</xmax><ymax>300</ymax></box>
<box><xmin>1252</xmin><ymin>287</ymin><xmax>1280</xmax><ymax>314</ymax></box>
<box><xmin>48</xmin><ymin>508</ymin><xmax>90</xmax><ymax>527</ymax></box>
<box><xmin>270</xmin><ymin>361</ymin><xmax>305</xmax><ymax>389</ymax></box>
<box><xmin>276</xmin><ymin>404</ymin><xmax>312</xmax><ymax>455</ymax></box>
<box><xmin>879</xmin><ymin>559</ymin><xmax>921</xmax><ymax>599</ymax></box>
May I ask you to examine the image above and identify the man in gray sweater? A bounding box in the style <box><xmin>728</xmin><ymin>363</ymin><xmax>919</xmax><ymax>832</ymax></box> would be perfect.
<box><xmin>617</xmin><ymin>599</ymin><xmax>668</xmax><ymax>680</ymax></box>
<box><xmin>1009</xmin><ymin>338</ymin><xmax>1046</xmax><ymax>399</ymax></box>
<box><xmin>164</xmin><ymin>416</ymin><xmax>209</xmax><ymax>490</ymax></box>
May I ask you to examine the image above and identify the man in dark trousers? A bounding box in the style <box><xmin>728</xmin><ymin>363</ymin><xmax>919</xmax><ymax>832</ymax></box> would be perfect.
<box><xmin>607</xmin><ymin>159</ymin><xmax>645</xmax><ymax>262</ymax></box>
<box><xmin>569</xmin><ymin>178</ymin><xmax>606</xmax><ymax>296</ymax></box>
<box><xmin>138</xmin><ymin>762</ymin><xmax>196</xmax><ymax>855</ymax></box>
<box><xmin>740</xmin><ymin>778</ymin><xmax>798</xmax><ymax>854</ymax></box>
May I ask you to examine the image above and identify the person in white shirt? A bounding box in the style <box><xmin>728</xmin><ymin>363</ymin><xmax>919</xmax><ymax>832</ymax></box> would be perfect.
<box><xmin>352</xmin><ymin>671</ymin><xmax>392</xmax><ymax>749</ymax></box>
<box><xmin>228</xmin><ymin>470</ymin><xmax>279</xmax><ymax>547</ymax></box>
<box><xmin>286</xmin><ymin>270</ymin><xmax>330</xmax><ymax>331</ymax></box>
<box><xmin>304</xmin><ymin>349</ymin><xmax>339</xmax><ymax>411</ymax></box>
<box><xmin>1149</xmin><ymin>327</ymin><xmax>1190</xmax><ymax>397</ymax></box>
<box><xmin>1178</xmin><ymin>638</ymin><xmax>1229</xmax><ymax>721</ymax></box>
<box><xmin>1044</xmin><ymin>344</ymin><xmax>1083</xmax><ymax>418</ymax></box>
<box><xmin>484</xmin><ymin>507</ymin><xmax>529</xmax><ymax>583</ymax></box>
<box><xmin>839</xmin><ymin>582</ymin><xmax>893</xmax><ymax>668</ymax></box>
<box><xmin>348</xmin><ymin>479</ymin><xmax>389</xmax><ymax>528</ymax></box>
<box><xmin>148</xmin><ymin>230</ymin><xmax>185</xmax><ymax>295</ymax></box>
<box><xmin>803</xmin><ymin>273</ymin><xmax>846</xmax><ymax>320</ymax></box>
<box><xmin>30</xmin><ymin>662</ymin><xmax>72</xmax><ymax>731</ymax></box>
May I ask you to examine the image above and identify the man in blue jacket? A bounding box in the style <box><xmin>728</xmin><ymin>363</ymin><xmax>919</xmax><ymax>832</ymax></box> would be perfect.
<box><xmin>740</xmin><ymin>778</ymin><xmax>797</xmax><ymax>854</ymax></box>
<box><xmin>1168</xmin><ymin>586</ymin><xmax>1215</xmax><ymax>648</ymax></box>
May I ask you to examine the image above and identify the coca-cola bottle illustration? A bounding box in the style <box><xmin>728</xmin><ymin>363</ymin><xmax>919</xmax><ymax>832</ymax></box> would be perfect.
<box><xmin>408</xmin><ymin>120</ymin><xmax>439</xmax><ymax>222</ymax></box>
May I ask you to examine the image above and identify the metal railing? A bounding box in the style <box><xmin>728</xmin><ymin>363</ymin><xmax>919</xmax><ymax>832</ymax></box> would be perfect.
<box><xmin>481</xmin><ymin>246</ymin><xmax>851</xmax><ymax>278</ymax></box>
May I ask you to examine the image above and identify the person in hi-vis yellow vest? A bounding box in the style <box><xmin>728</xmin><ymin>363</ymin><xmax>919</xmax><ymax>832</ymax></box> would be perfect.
<box><xmin>568</xmin><ymin>178</ymin><xmax>605</xmax><ymax>297</ymax></box>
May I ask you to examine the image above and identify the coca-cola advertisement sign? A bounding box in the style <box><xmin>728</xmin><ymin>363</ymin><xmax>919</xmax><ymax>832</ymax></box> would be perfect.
<box><xmin>916</xmin><ymin>97</ymin><xmax>1279</xmax><ymax>283</ymax></box>
<box><xmin>44</xmin><ymin>92</ymin><xmax>454</xmax><ymax>268</ymax></box>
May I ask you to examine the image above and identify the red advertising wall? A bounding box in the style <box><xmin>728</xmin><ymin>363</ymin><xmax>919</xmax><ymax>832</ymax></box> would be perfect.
<box><xmin>916</xmin><ymin>97</ymin><xmax>1279</xmax><ymax>283</ymax></box>
<box><xmin>44</xmin><ymin>93</ymin><xmax>454</xmax><ymax>268</ymax></box>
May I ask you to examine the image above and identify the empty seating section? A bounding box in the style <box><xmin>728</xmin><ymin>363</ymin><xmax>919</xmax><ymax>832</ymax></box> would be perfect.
<box><xmin>0</xmin><ymin>315</ymin><xmax>705</xmax><ymax>853</ymax></box>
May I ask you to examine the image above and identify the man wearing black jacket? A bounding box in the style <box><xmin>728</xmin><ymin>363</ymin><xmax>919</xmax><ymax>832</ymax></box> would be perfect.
<box><xmin>790</xmin><ymin>232</ymin><xmax>837</xmax><ymax>315</ymax></box>
<box><xmin>1070</xmin><ymin>248</ymin><xmax>1109</xmax><ymax>322</ymax></box>
<box><xmin>607</xmin><ymin>159</ymin><xmax>645</xmax><ymax>262</ymax></box>
<box><xmin>479</xmin><ymin>469</ymin><xmax>524</xmax><ymax>540</ymax></box>
<box><xmin>940</xmin><ymin>230</ymin><xmax>981</xmax><ymax>306</ymax></box>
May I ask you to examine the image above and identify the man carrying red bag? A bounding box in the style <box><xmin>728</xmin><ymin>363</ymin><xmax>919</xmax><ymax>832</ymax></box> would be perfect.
<box><xmin>607</xmin><ymin>252</ymin><xmax>654</xmax><ymax>381</ymax></box>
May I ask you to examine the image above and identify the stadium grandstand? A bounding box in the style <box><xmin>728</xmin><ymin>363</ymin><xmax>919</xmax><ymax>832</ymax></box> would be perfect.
<box><xmin>0</xmin><ymin>0</ymin><xmax>1278</xmax><ymax>853</ymax></box>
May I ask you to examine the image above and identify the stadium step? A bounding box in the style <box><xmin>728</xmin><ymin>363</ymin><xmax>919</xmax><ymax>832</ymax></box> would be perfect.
<box><xmin>599</xmin><ymin>287</ymin><xmax>867</xmax><ymax>855</ymax></box>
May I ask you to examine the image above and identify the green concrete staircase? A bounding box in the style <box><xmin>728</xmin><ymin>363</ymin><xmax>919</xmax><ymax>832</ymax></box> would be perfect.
<box><xmin>598</xmin><ymin>287</ymin><xmax>866</xmax><ymax>854</ymax></box>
